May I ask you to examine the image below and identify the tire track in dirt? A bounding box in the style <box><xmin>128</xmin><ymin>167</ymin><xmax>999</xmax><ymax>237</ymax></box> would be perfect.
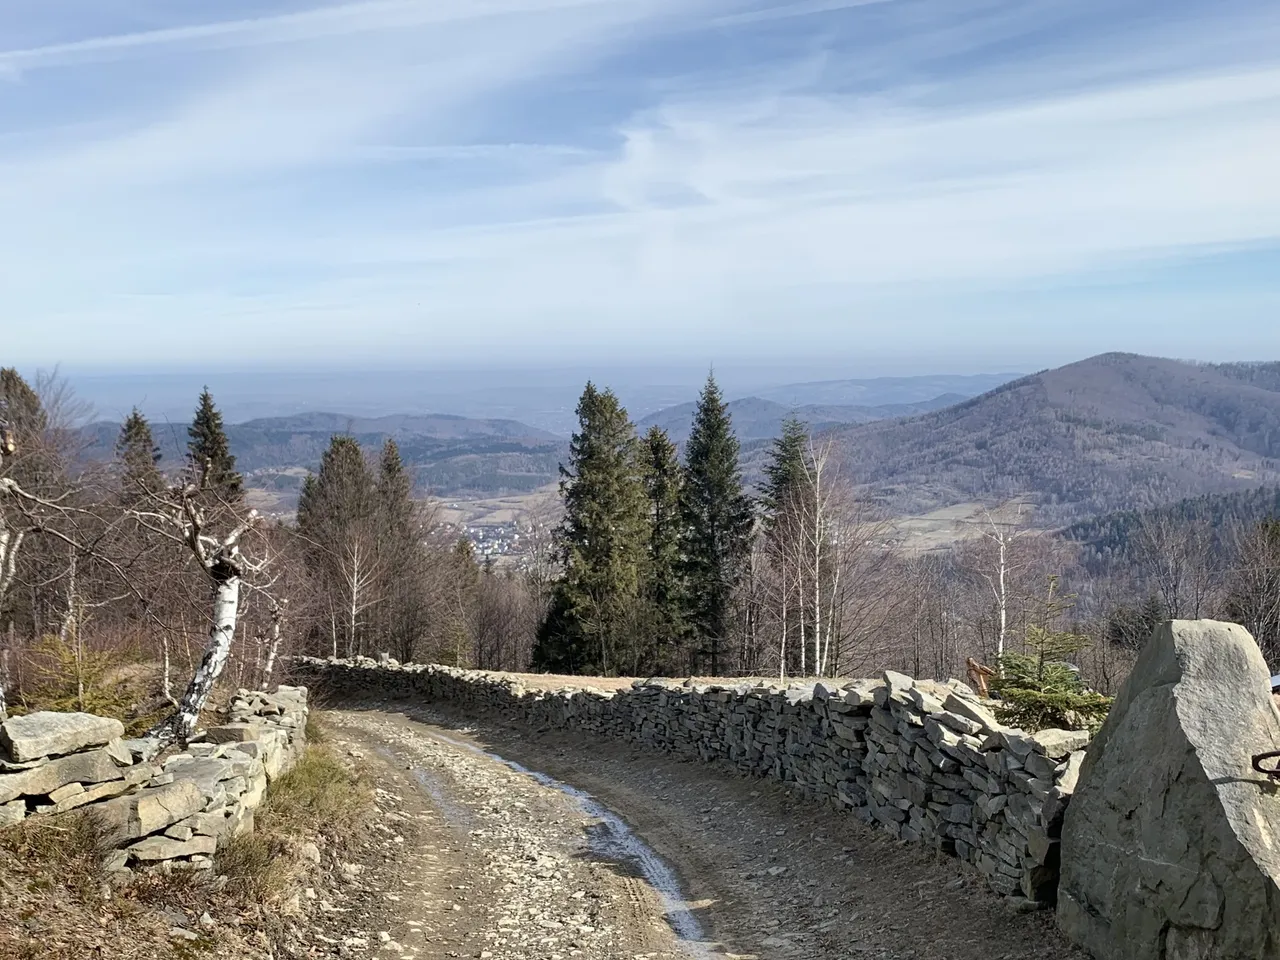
<box><xmin>324</xmin><ymin>709</ymin><xmax>710</xmax><ymax>959</ymax></box>
<box><xmin>326</xmin><ymin>701</ymin><xmax>1088</xmax><ymax>960</ymax></box>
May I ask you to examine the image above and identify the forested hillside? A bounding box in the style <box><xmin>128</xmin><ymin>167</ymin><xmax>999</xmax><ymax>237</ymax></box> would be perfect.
<box><xmin>80</xmin><ymin>411</ymin><xmax>568</xmax><ymax>501</ymax></box>
<box><xmin>1064</xmin><ymin>485</ymin><xmax>1280</xmax><ymax>573</ymax></box>
<box><xmin>638</xmin><ymin>394</ymin><xmax>962</xmax><ymax>443</ymax></box>
<box><xmin>819</xmin><ymin>354</ymin><xmax>1280</xmax><ymax>523</ymax></box>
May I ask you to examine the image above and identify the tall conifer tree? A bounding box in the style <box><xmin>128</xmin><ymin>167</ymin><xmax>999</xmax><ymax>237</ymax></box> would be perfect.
<box><xmin>116</xmin><ymin>407</ymin><xmax>164</xmax><ymax>499</ymax></box>
<box><xmin>639</xmin><ymin>426</ymin><xmax>688</xmax><ymax>669</ymax></box>
<box><xmin>187</xmin><ymin>388</ymin><xmax>243</xmax><ymax>502</ymax></box>
<box><xmin>535</xmin><ymin>383</ymin><xmax>647</xmax><ymax>674</ymax></box>
<box><xmin>760</xmin><ymin>415</ymin><xmax>809</xmax><ymax>524</ymax></box>
<box><xmin>680</xmin><ymin>372</ymin><xmax>753</xmax><ymax>675</ymax></box>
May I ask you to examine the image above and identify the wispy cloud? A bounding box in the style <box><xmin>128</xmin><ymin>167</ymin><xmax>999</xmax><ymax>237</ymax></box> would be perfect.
<box><xmin>3</xmin><ymin>0</ymin><xmax>1280</xmax><ymax>366</ymax></box>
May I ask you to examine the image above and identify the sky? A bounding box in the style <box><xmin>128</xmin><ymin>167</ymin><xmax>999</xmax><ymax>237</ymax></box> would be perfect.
<box><xmin>3</xmin><ymin>0</ymin><xmax>1280</xmax><ymax>370</ymax></box>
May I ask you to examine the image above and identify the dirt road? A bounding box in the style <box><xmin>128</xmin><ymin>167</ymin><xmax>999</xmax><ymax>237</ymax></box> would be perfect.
<box><xmin>317</xmin><ymin>702</ymin><xmax>1087</xmax><ymax>960</ymax></box>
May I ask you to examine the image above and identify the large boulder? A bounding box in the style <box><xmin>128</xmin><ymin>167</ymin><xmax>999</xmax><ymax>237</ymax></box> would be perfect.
<box><xmin>0</xmin><ymin>712</ymin><xmax>125</xmax><ymax>763</ymax></box>
<box><xmin>1058</xmin><ymin>620</ymin><xmax>1280</xmax><ymax>959</ymax></box>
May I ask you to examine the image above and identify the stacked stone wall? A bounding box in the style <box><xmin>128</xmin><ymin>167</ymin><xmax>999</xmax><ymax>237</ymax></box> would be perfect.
<box><xmin>297</xmin><ymin>657</ymin><xmax>1087</xmax><ymax>904</ymax></box>
<box><xmin>0</xmin><ymin>685</ymin><xmax>308</xmax><ymax>872</ymax></box>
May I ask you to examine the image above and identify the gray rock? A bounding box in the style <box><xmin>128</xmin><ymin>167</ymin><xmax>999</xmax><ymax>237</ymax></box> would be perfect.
<box><xmin>942</xmin><ymin>693</ymin><xmax>1001</xmax><ymax>733</ymax></box>
<box><xmin>89</xmin><ymin>779</ymin><xmax>203</xmax><ymax>846</ymax></box>
<box><xmin>120</xmin><ymin>737</ymin><xmax>163</xmax><ymax>763</ymax></box>
<box><xmin>128</xmin><ymin>834</ymin><xmax>217</xmax><ymax>861</ymax></box>
<box><xmin>206</xmin><ymin>723</ymin><xmax>261</xmax><ymax>744</ymax></box>
<box><xmin>0</xmin><ymin>712</ymin><xmax>125</xmax><ymax>763</ymax></box>
<box><xmin>1057</xmin><ymin>620</ymin><xmax>1280</xmax><ymax>960</ymax></box>
<box><xmin>103</xmin><ymin>738</ymin><xmax>135</xmax><ymax>767</ymax></box>
<box><xmin>0</xmin><ymin>798</ymin><xmax>26</xmax><ymax>826</ymax></box>
<box><xmin>1029</xmin><ymin>728</ymin><xmax>1090</xmax><ymax>760</ymax></box>
<box><xmin>0</xmin><ymin>748</ymin><xmax>122</xmax><ymax>804</ymax></box>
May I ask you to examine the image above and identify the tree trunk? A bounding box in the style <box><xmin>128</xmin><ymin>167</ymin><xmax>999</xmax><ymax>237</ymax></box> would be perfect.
<box><xmin>262</xmin><ymin>606</ymin><xmax>282</xmax><ymax>681</ymax></box>
<box><xmin>149</xmin><ymin>572</ymin><xmax>241</xmax><ymax>745</ymax></box>
<box><xmin>0</xmin><ymin>647</ymin><xmax>9</xmax><ymax>722</ymax></box>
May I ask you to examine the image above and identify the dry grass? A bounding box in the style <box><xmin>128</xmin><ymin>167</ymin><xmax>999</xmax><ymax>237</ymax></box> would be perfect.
<box><xmin>0</xmin><ymin>811</ymin><xmax>108</xmax><ymax>900</ymax></box>
<box><xmin>0</xmin><ymin>714</ymin><xmax>372</xmax><ymax>959</ymax></box>
<box><xmin>217</xmin><ymin>722</ymin><xmax>371</xmax><ymax>901</ymax></box>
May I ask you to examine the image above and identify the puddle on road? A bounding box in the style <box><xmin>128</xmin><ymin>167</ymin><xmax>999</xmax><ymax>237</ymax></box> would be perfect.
<box><xmin>421</xmin><ymin>727</ymin><xmax>716</xmax><ymax>957</ymax></box>
<box><xmin>373</xmin><ymin>745</ymin><xmax>475</xmax><ymax>829</ymax></box>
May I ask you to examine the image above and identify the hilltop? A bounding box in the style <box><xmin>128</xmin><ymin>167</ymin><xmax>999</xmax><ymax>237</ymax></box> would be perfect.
<box><xmin>817</xmin><ymin>353</ymin><xmax>1280</xmax><ymax>523</ymax></box>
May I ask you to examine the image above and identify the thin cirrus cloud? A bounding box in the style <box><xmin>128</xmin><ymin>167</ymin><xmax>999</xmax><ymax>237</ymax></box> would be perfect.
<box><xmin>1</xmin><ymin>0</ymin><xmax>1279</xmax><ymax>367</ymax></box>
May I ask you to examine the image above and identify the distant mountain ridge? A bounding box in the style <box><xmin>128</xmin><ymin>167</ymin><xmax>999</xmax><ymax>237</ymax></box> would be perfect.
<box><xmin>80</xmin><ymin>410</ymin><xmax>567</xmax><ymax>500</ymax></box>
<box><xmin>754</xmin><ymin>373</ymin><xmax>1021</xmax><ymax>407</ymax></box>
<box><xmin>816</xmin><ymin>353</ymin><xmax>1280</xmax><ymax>523</ymax></box>
<box><xmin>638</xmin><ymin>394</ymin><xmax>967</xmax><ymax>443</ymax></box>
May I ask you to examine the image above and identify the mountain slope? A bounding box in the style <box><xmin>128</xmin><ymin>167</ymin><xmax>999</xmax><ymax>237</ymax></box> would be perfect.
<box><xmin>821</xmin><ymin>353</ymin><xmax>1280</xmax><ymax>522</ymax></box>
<box><xmin>1063</xmin><ymin>485</ymin><xmax>1280</xmax><ymax>574</ymax></box>
<box><xmin>754</xmin><ymin>373</ymin><xmax>1020</xmax><ymax>407</ymax></box>
<box><xmin>638</xmin><ymin>394</ymin><xmax>962</xmax><ymax>443</ymax></box>
<box><xmin>80</xmin><ymin>411</ymin><xmax>567</xmax><ymax>500</ymax></box>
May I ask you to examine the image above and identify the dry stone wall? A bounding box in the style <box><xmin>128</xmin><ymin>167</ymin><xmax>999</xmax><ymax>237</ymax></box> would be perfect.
<box><xmin>296</xmin><ymin>657</ymin><xmax>1088</xmax><ymax>905</ymax></box>
<box><xmin>0</xmin><ymin>685</ymin><xmax>308</xmax><ymax>873</ymax></box>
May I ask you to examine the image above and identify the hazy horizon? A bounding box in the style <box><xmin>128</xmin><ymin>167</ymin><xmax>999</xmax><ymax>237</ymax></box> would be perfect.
<box><xmin>4</xmin><ymin>1</ymin><xmax>1280</xmax><ymax>368</ymax></box>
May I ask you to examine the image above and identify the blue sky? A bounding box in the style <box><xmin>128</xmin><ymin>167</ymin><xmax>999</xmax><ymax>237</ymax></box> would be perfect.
<box><xmin>3</xmin><ymin>0</ymin><xmax>1279</xmax><ymax>370</ymax></box>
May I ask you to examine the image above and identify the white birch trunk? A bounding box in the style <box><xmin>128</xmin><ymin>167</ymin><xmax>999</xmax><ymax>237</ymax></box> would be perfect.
<box><xmin>997</xmin><ymin>536</ymin><xmax>1008</xmax><ymax>661</ymax></box>
<box><xmin>0</xmin><ymin>648</ymin><xmax>8</xmax><ymax>722</ymax></box>
<box><xmin>161</xmin><ymin>634</ymin><xmax>176</xmax><ymax>705</ymax></box>
<box><xmin>151</xmin><ymin>573</ymin><xmax>241</xmax><ymax>744</ymax></box>
<box><xmin>262</xmin><ymin>606</ymin><xmax>282</xmax><ymax>681</ymax></box>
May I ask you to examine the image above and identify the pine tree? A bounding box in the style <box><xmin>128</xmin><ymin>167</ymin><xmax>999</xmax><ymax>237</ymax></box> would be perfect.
<box><xmin>535</xmin><ymin>383</ymin><xmax>647</xmax><ymax>675</ymax></box>
<box><xmin>116</xmin><ymin>408</ymin><xmax>164</xmax><ymax>499</ymax></box>
<box><xmin>681</xmin><ymin>373</ymin><xmax>754</xmax><ymax>675</ymax></box>
<box><xmin>375</xmin><ymin>439</ymin><xmax>415</xmax><ymax>535</ymax></box>
<box><xmin>374</xmin><ymin>439</ymin><xmax>429</xmax><ymax>662</ymax></box>
<box><xmin>297</xmin><ymin>436</ymin><xmax>380</xmax><ymax>656</ymax></box>
<box><xmin>0</xmin><ymin>369</ymin><xmax>47</xmax><ymax>447</ymax></box>
<box><xmin>0</xmin><ymin>368</ymin><xmax>52</xmax><ymax>491</ymax></box>
<box><xmin>297</xmin><ymin>436</ymin><xmax>377</xmax><ymax>545</ymax></box>
<box><xmin>187</xmin><ymin>389</ymin><xmax>243</xmax><ymax>503</ymax></box>
<box><xmin>760</xmin><ymin>415</ymin><xmax>809</xmax><ymax>523</ymax></box>
<box><xmin>639</xmin><ymin>426</ymin><xmax>688</xmax><ymax>671</ymax></box>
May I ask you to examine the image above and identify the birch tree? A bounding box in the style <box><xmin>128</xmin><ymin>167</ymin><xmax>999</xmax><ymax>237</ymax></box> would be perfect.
<box><xmin>130</xmin><ymin>472</ymin><xmax>266</xmax><ymax>745</ymax></box>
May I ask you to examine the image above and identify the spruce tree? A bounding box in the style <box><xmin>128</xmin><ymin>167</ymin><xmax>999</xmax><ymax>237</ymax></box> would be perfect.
<box><xmin>639</xmin><ymin>426</ymin><xmax>688</xmax><ymax>671</ymax></box>
<box><xmin>297</xmin><ymin>436</ymin><xmax>379</xmax><ymax>655</ymax></box>
<box><xmin>760</xmin><ymin>415</ymin><xmax>809</xmax><ymax>524</ymax></box>
<box><xmin>0</xmin><ymin>368</ymin><xmax>53</xmax><ymax>491</ymax></box>
<box><xmin>375</xmin><ymin>439</ymin><xmax>415</xmax><ymax>535</ymax></box>
<box><xmin>374</xmin><ymin>440</ymin><xmax>428</xmax><ymax>661</ymax></box>
<box><xmin>187</xmin><ymin>388</ymin><xmax>243</xmax><ymax>503</ymax></box>
<box><xmin>116</xmin><ymin>408</ymin><xmax>164</xmax><ymax>499</ymax></box>
<box><xmin>297</xmin><ymin>435</ymin><xmax>376</xmax><ymax>546</ymax></box>
<box><xmin>535</xmin><ymin>383</ymin><xmax>647</xmax><ymax>675</ymax></box>
<box><xmin>680</xmin><ymin>373</ymin><xmax>754</xmax><ymax>675</ymax></box>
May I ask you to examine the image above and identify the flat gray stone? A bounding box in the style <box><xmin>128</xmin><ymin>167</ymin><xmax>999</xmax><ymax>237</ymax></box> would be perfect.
<box><xmin>943</xmin><ymin>692</ymin><xmax>1001</xmax><ymax>733</ymax></box>
<box><xmin>89</xmin><ymin>779</ymin><xmax>203</xmax><ymax>846</ymax></box>
<box><xmin>0</xmin><ymin>798</ymin><xmax>25</xmax><ymax>826</ymax></box>
<box><xmin>127</xmin><ymin>834</ymin><xmax>217</xmax><ymax>861</ymax></box>
<box><xmin>1029</xmin><ymin>728</ymin><xmax>1090</xmax><ymax>760</ymax></box>
<box><xmin>0</xmin><ymin>748</ymin><xmax>122</xmax><ymax>804</ymax></box>
<box><xmin>1057</xmin><ymin>620</ymin><xmax>1280</xmax><ymax>960</ymax></box>
<box><xmin>0</xmin><ymin>712</ymin><xmax>125</xmax><ymax>763</ymax></box>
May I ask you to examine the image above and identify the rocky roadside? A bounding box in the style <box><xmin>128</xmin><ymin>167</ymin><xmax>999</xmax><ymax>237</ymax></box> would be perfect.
<box><xmin>332</xmin><ymin>701</ymin><xmax>1089</xmax><ymax>960</ymax></box>
<box><xmin>315</xmin><ymin>709</ymin><xmax>699</xmax><ymax>959</ymax></box>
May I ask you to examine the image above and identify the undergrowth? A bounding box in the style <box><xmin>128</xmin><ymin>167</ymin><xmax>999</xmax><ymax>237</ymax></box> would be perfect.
<box><xmin>217</xmin><ymin>720</ymin><xmax>371</xmax><ymax>900</ymax></box>
<box><xmin>11</xmin><ymin>636</ymin><xmax>168</xmax><ymax>735</ymax></box>
<box><xmin>0</xmin><ymin>811</ymin><xmax>107</xmax><ymax>900</ymax></box>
